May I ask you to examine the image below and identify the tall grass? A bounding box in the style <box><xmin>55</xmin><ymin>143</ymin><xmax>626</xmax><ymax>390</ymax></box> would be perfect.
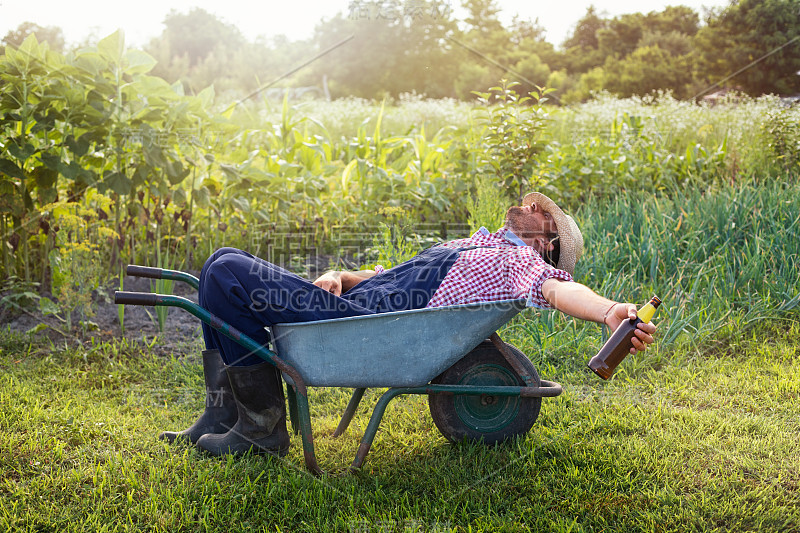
<box><xmin>509</xmin><ymin>178</ymin><xmax>800</xmax><ymax>368</ymax></box>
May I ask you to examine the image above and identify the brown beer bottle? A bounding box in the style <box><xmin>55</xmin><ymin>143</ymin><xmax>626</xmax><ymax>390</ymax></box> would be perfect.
<box><xmin>588</xmin><ymin>295</ymin><xmax>662</xmax><ymax>380</ymax></box>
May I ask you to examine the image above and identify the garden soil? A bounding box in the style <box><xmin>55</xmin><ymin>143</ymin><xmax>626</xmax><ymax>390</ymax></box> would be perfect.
<box><xmin>0</xmin><ymin>255</ymin><xmax>337</xmax><ymax>355</ymax></box>
<box><xmin>1</xmin><ymin>274</ymin><xmax>204</xmax><ymax>353</ymax></box>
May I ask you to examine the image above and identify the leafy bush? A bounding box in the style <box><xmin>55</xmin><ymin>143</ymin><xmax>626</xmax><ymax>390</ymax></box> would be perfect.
<box><xmin>540</xmin><ymin>112</ymin><xmax>728</xmax><ymax>203</ymax></box>
<box><xmin>471</xmin><ymin>81</ymin><xmax>552</xmax><ymax>203</ymax></box>
<box><xmin>763</xmin><ymin>107</ymin><xmax>800</xmax><ymax>176</ymax></box>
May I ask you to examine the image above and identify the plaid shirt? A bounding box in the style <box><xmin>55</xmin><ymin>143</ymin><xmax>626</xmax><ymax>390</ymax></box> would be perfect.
<box><xmin>425</xmin><ymin>227</ymin><xmax>573</xmax><ymax>309</ymax></box>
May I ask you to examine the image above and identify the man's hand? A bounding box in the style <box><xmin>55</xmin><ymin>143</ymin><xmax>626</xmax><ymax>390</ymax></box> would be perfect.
<box><xmin>313</xmin><ymin>271</ymin><xmax>343</xmax><ymax>296</ymax></box>
<box><xmin>313</xmin><ymin>269</ymin><xmax>379</xmax><ymax>296</ymax></box>
<box><xmin>541</xmin><ymin>278</ymin><xmax>657</xmax><ymax>354</ymax></box>
<box><xmin>604</xmin><ymin>302</ymin><xmax>657</xmax><ymax>353</ymax></box>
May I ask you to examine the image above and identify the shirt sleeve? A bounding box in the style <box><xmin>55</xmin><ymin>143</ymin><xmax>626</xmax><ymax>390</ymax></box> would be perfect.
<box><xmin>506</xmin><ymin>250</ymin><xmax>573</xmax><ymax>309</ymax></box>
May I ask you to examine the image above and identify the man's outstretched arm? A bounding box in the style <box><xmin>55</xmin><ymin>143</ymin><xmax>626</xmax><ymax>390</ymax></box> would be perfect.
<box><xmin>541</xmin><ymin>278</ymin><xmax>656</xmax><ymax>352</ymax></box>
<box><xmin>313</xmin><ymin>270</ymin><xmax>378</xmax><ymax>296</ymax></box>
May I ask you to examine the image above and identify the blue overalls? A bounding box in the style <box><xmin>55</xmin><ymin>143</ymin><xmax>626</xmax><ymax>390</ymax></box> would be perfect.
<box><xmin>198</xmin><ymin>246</ymin><xmax>460</xmax><ymax>366</ymax></box>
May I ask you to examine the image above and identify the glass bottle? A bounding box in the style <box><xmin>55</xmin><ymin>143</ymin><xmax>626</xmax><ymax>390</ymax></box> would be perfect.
<box><xmin>588</xmin><ymin>295</ymin><xmax>662</xmax><ymax>380</ymax></box>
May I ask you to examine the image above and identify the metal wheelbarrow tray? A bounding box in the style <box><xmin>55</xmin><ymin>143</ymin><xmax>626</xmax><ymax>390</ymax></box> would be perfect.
<box><xmin>116</xmin><ymin>265</ymin><xmax>563</xmax><ymax>474</ymax></box>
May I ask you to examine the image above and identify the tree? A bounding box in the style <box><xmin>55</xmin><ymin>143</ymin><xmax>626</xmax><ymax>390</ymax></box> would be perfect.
<box><xmin>462</xmin><ymin>0</ymin><xmax>506</xmax><ymax>38</ymax></box>
<box><xmin>509</xmin><ymin>54</ymin><xmax>551</xmax><ymax>96</ymax></box>
<box><xmin>449</xmin><ymin>0</ymin><xmax>515</xmax><ymax>97</ymax></box>
<box><xmin>694</xmin><ymin>0</ymin><xmax>800</xmax><ymax>96</ymax></box>
<box><xmin>597</xmin><ymin>14</ymin><xmax>645</xmax><ymax>59</ymax></box>
<box><xmin>563</xmin><ymin>5</ymin><xmax>606</xmax><ymax>50</ymax></box>
<box><xmin>454</xmin><ymin>62</ymin><xmax>493</xmax><ymax>100</ymax></box>
<box><xmin>509</xmin><ymin>16</ymin><xmax>547</xmax><ymax>44</ymax></box>
<box><xmin>604</xmin><ymin>45</ymin><xmax>694</xmax><ymax>98</ymax></box>
<box><xmin>2</xmin><ymin>22</ymin><xmax>65</xmax><ymax>52</ymax></box>
<box><xmin>646</xmin><ymin>5</ymin><xmax>699</xmax><ymax>36</ymax></box>
<box><xmin>146</xmin><ymin>8</ymin><xmax>251</xmax><ymax>94</ymax></box>
<box><xmin>561</xmin><ymin>6</ymin><xmax>608</xmax><ymax>74</ymax></box>
<box><xmin>309</xmin><ymin>3</ymin><xmax>459</xmax><ymax>99</ymax></box>
<box><xmin>639</xmin><ymin>30</ymin><xmax>693</xmax><ymax>57</ymax></box>
<box><xmin>558</xmin><ymin>5</ymin><xmax>703</xmax><ymax>100</ymax></box>
<box><xmin>156</xmin><ymin>8</ymin><xmax>244</xmax><ymax>67</ymax></box>
<box><xmin>564</xmin><ymin>66</ymin><xmax>606</xmax><ymax>103</ymax></box>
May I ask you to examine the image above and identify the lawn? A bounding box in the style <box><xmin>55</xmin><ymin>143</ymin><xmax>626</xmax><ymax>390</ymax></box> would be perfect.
<box><xmin>1</xmin><ymin>318</ymin><xmax>798</xmax><ymax>532</ymax></box>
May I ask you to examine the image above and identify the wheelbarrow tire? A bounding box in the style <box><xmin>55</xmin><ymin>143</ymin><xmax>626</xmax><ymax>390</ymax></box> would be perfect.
<box><xmin>428</xmin><ymin>340</ymin><xmax>541</xmax><ymax>445</ymax></box>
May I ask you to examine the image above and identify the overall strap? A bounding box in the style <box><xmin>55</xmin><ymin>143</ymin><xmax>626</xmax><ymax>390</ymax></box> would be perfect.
<box><xmin>342</xmin><ymin>246</ymin><xmax>459</xmax><ymax>313</ymax></box>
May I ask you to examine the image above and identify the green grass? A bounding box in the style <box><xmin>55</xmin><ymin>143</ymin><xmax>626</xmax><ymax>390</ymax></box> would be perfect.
<box><xmin>1</xmin><ymin>319</ymin><xmax>798</xmax><ymax>532</ymax></box>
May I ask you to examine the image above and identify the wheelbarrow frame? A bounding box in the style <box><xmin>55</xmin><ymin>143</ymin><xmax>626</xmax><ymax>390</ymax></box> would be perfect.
<box><xmin>116</xmin><ymin>265</ymin><xmax>563</xmax><ymax>475</ymax></box>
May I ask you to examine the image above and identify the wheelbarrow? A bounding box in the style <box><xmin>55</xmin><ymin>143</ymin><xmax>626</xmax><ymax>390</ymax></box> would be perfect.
<box><xmin>117</xmin><ymin>265</ymin><xmax>563</xmax><ymax>474</ymax></box>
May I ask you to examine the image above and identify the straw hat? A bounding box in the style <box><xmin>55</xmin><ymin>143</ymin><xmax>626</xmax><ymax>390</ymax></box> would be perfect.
<box><xmin>522</xmin><ymin>192</ymin><xmax>584</xmax><ymax>275</ymax></box>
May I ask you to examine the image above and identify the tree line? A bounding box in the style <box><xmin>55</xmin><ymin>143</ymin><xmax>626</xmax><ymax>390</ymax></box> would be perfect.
<box><xmin>3</xmin><ymin>0</ymin><xmax>800</xmax><ymax>103</ymax></box>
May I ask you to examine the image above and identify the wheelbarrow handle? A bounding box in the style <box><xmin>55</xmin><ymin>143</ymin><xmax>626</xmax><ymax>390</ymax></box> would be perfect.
<box><xmin>126</xmin><ymin>265</ymin><xmax>164</xmax><ymax>279</ymax></box>
<box><xmin>125</xmin><ymin>265</ymin><xmax>200</xmax><ymax>290</ymax></box>
<box><xmin>114</xmin><ymin>291</ymin><xmax>161</xmax><ymax>306</ymax></box>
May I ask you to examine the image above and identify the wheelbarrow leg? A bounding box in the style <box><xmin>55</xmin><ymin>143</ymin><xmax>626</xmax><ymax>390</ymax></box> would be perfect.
<box><xmin>351</xmin><ymin>388</ymin><xmax>408</xmax><ymax>471</ymax></box>
<box><xmin>333</xmin><ymin>388</ymin><xmax>366</xmax><ymax>438</ymax></box>
<box><xmin>292</xmin><ymin>387</ymin><xmax>323</xmax><ymax>475</ymax></box>
<box><xmin>286</xmin><ymin>383</ymin><xmax>300</xmax><ymax>435</ymax></box>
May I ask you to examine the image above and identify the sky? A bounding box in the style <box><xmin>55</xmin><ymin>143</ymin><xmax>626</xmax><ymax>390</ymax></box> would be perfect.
<box><xmin>0</xmin><ymin>0</ymin><xmax>729</xmax><ymax>48</ymax></box>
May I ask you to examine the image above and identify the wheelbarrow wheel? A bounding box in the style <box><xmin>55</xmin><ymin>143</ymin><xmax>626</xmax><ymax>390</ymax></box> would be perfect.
<box><xmin>428</xmin><ymin>340</ymin><xmax>541</xmax><ymax>445</ymax></box>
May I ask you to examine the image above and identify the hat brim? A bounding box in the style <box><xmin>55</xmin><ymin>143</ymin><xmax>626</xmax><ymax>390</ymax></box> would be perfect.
<box><xmin>522</xmin><ymin>192</ymin><xmax>583</xmax><ymax>275</ymax></box>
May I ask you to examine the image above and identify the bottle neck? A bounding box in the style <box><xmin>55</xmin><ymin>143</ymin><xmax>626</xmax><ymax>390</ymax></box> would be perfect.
<box><xmin>637</xmin><ymin>297</ymin><xmax>661</xmax><ymax>323</ymax></box>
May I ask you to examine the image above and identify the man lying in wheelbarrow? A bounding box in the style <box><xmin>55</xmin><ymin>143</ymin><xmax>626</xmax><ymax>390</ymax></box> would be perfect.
<box><xmin>160</xmin><ymin>192</ymin><xmax>657</xmax><ymax>457</ymax></box>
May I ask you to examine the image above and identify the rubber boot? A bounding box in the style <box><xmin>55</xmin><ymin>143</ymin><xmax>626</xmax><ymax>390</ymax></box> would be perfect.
<box><xmin>159</xmin><ymin>349</ymin><xmax>237</xmax><ymax>445</ymax></box>
<box><xmin>196</xmin><ymin>362</ymin><xmax>290</xmax><ymax>457</ymax></box>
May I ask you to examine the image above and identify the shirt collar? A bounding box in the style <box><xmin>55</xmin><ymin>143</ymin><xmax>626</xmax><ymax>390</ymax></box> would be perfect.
<box><xmin>475</xmin><ymin>226</ymin><xmax>528</xmax><ymax>247</ymax></box>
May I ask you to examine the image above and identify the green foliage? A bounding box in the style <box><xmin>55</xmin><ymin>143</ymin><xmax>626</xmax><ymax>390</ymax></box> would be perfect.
<box><xmin>2</xmin><ymin>22</ymin><xmax>65</xmax><ymax>53</ymax></box>
<box><xmin>41</xmin><ymin>194</ymin><xmax>115</xmax><ymax>333</ymax></box>
<box><xmin>150</xmin><ymin>245</ymin><xmax>177</xmax><ymax>334</ymax></box>
<box><xmin>561</xmin><ymin>5</ymin><xmax>699</xmax><ymax>102</ymax></box>
<box><xmin>368</xmin><ymin>207</ymin><xmax>427</xmax><ymax>269</ymax></box>
<box><xmin>0</xmin><ymin>277</ymin><xmax>41</xmax><ymax>314</ymax></box>
<box><xmin>575</xmin><ymin>179</ymin><xmax>800</xmax><ymax>347</ymax></box>
<box><xmin>466</xmin><ymin>175</ymin><xmax>507</xmax><ymax>234</ymax></box>
<box><xmin>472</xmin><ymin>81</ymin><xmax>552</xmax><ymax>203</ymax></box>
<box><xmin>9</xmin><ymin>0</ymin><xmax>800</xmax><ymax>103</ymax></box>
<box><xmin>484</xmin><ymin>178</ymin><xmax>800</xmax><ymax>372</ymax></box>
<box><xmin>763</xmin><ymin>107</ymin><xmax>800</xmax><ymax>175</ymax></box>
<box><xmin>694</xmin><ymin>0</ymin><xmax>800</xmax><ymax>96</ymax></box>
<box><xmin>145</xmin><ymin>8</ymin><xmax>251</xmax><ymax>94</ymax></box>
<box><xmin>117</xmin><ymin>264</ymin><xmax>125</xmax><ymax>332</ymax></box>
<box><xmin>0</xmin><ymin>31</ymin><xmax>207</xmax><ymax>283</ymax></box>
<box><xmin>594</xmin><ymin>6</ymin><xmax>699</xmax><ymax>60</ymax></box>
<box><xmin>2</xmin><ymin>27</ymin><xmax>799</xmax><ymax>292</ymax></box>
<box><xmin>541</xmin><ymin>111</ymin><xmax>728</xmax><ymax>202</ymax></box>
<box><xmin>305</xmin><ymin>2</ymin><xmax>459</xmax><ymax>100</ymax></box>
<box><xmin>595</xmin><ymin>45</ymin><xmax>695</xmax><ymax>100</ymax></box>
